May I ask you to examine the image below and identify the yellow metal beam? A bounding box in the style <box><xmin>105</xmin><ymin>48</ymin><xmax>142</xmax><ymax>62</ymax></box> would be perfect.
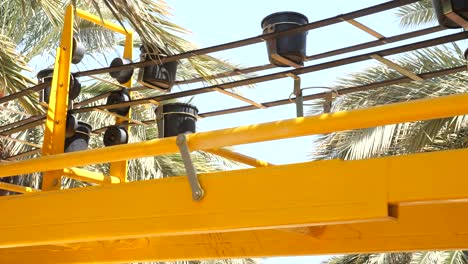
<box><xmin>0</xmin><ymin>93</ymin><xmax>466</xmax><ymax>177</ymax></box>
<box><xmin>62</xmin><ymin>168</ymin><xmax>120</xmax><ymax>185</ymax></box>
<box><xmin>1</xmin><ymin>202</ymin><xmax>466</xmax><ymax>263</ymax></box>
<box><xmin>41</xmin><ymin>5</ymin><xmax>74</xmax><ymax>190</ymax></box>
<box><xmin>76</xmin><ymin>8</ymin><xmax>135</xmax><ymax>183</ymax></box>
<box><xmin>75</xmin><ymin>9</ymin><xmax>131</xmax><ymax>35</ymax></box>
<box><xmin>0</xmin><ymin>149</ymin><xmax>467</xmax><ymax>248</ymax></box>
<box><xmin>206</xmin><ymin>148</ymin><xmax>273</xmax><ymax>167</ymax></box>
<box><xmin>0</xmin><ymin>182</ymin><xmax>40</xmax><ymax>193</ymax></box>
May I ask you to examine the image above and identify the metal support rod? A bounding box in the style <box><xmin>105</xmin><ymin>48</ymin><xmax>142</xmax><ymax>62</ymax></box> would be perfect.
<box><xmin>345</xmin><ymin>19</ymin><xmax>385</xmax><ymax>39</ymax></box>
<box><xmin>205</xmin><ymin>148</ymin><xmax>274</xmax><ymax>167</ymax></box>
<box><xmin>293</xmin><ymin>77</ymin><xmax>303</xmax><ymax>117</ymax></box>
<box><xmin>0</xmin><ymin>182</ymin><xmax>40</xmax><ymax>193</ymax></box>
<box><xmin>323</xmin><ymin>92</ymin><xmax>333</xmax><ymax>113</ymax></box>
<box><xmin>156</xmin><ymin>105</ymin><xmax>164</xmax><ymax>138</ymax></box>
<box><xmin>214</xmin><ymin>88</ymin><xmax>265</xmax><ymax>109</ymax></box>
<box><xmin>370</xmin><ymin>54</ymin><xmax>423</xmax><ymax>81</ymax></box>
<box><xmin>176</xmin><ymin>134</ymin><xmax>204</xmax><ymax>201</ymax></box>
<box><xmin>76</xmin><ymin>9</ymin><xmax>130</xmax><ymax>35</ymax></box>
<box><xmin>62</xmin><ymin>168</ymin><xmax>121</xmax><ymax>185</ymax></box>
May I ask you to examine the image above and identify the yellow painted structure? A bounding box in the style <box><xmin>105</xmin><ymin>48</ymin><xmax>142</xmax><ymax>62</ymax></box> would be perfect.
<box><xmin>76</xmin><ymin>8</ymin><xmax>134</xmax><ymax>184</ymax></box>
<box><xmin>1</xmin><ymin>3</ymin><xmax>468</xmax><ymax>263</ymax></box>
<box><xmin>41</xmin><ymin>6</ymin><xmax>74</xmax><ymax>190</ymax></box>
<box><xmin>206</xmin><ymin>148</ymin><xmax>274</xmax><ymax>167</ymax></box>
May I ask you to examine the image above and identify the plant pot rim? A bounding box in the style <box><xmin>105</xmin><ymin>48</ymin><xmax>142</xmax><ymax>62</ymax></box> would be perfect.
<box><xmin>162</xmin><ymin>102</ymin><xmax>199</xmax><ymax>112</ymax></box>
<box><xmin>261</xmin><ymin>11</ymin><xmax>309</xmax><ymax>28</ymax></box>
<box><xmin>37</xmin><ymin>68</ymin><xmax>55</xmax><ymax>79</ymax></box>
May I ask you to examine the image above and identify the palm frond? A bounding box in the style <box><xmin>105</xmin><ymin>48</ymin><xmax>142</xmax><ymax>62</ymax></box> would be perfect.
<box><xmin>394</xmin><ymin>0</ymin><xmax>435</xmax><ymax>29</ymax></box>
<box><xmin>323</xmin><ymin>254</ymin><xmax>370</xmax><ymax>264</ymax></box>
<box><xmin>0</xmin><ymin>34</ymin><xmax>42</xmax><ymax>114</ymax></box>
<box><xmin>313</xmin><ymin>44</ymin><xmax>468</xmax><ymax>160</ymax></box>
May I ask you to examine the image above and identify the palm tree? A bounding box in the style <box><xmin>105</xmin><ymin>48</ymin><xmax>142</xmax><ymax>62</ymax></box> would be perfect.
<box><xmin>0</xmin><ymin>0</ymin><xmax>246</xmax><ymax>185</ymax></box>
<box><xmin>319</xmin><ymin>1</ymin><xmax>468</xmax><ymax>263</ymax></box>
<box><xmin>0</xmin><ymin>1</ymin><xmax>254</xmax><ymax>263</ymax></box>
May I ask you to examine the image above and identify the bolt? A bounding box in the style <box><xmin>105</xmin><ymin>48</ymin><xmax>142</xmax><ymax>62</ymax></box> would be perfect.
<box><xmin>52</xmin><ymin>178</ymin><xmax>59</xmax><ymax>186</ymax></box>
<box><xmin>192</xmin><ymin>190</ymin><xmax>203</xmax><ymax>201</ymax></box>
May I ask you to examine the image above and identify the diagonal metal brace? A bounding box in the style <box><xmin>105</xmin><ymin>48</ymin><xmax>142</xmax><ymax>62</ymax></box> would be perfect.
<box><xmin>176</xmin><ymin>133</ymin><xmax>204</xmax><ymax>201</ymax></box>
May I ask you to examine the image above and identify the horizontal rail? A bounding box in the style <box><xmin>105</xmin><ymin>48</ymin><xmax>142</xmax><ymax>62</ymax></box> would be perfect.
<box><xmin>1</xmin><ymin>65</ymin><xmax>465</xmax><ymax>142</ymax></box>
<box><xmin>176</xmin><ymin>26</ymin><xmax>443</xmax><ymax>85</ymax></box>
<box><xmin>0</xmin><ymin>0</ymin><xmax>421</xmax><ymax>108</ymax></box>
<box><xmin>0</xmin><ymin>93</ymin><xmax>466</xmax><ymax>177</ymax></box>
<box><xmin>63</xmin><ymin>168</ymin><xmax>120</xmax><ymax>184</ymax></box>
<box><xmin>73</xmin><ymin>0</ymin><xmax>419</xmax><ymax>78</ymax></box>
<box><xmin>0</xmin><ymin>201</ymin><xmax>466</xmax><ymax>262</ymax></box>
<box><xmin>206</xmin><ymin>148</ymin><xmax>274</xmax><ymax>167</ymax></box>
<box><xmin>0</xmin><ymin>148</ymin><xmax>466</xmax><ymax>248</ymax></box>
<box><xmin>71</xmin><ymin>31</ymin><xmax>468</xmax><ymax>113</ymax></box>
<box><xmin>76</xmin><ymin>9</ymin><xmax>131</xmax><ymax>36</ymax></box>
<box><xmin>200</xmin><ymin>65</ymin><xmax>467</xmax><ymax>117</ymax></box>
<box><xmin>0</xmin><ymin>182</ymin><xmax>40</xmax><ymax>193</ymax></box>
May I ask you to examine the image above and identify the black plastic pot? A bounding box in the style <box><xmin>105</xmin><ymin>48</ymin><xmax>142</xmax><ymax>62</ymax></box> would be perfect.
<box><xmin>72</xmin><ymin>37</ymin><xmax>85</xmax><ymax>64</ymax></box>
<box><xmin>261</xmin><ymin>12</ymin><xmax>308</xmax><ymax>67</ymax></box>
<box><xmin>103</xmin><ymin>125</ymin><xmax>129</xmax><ymax>146</ymax></box>
<box><xmin>106</xmin><ymin>90</ymin><xmax>131</xmax><ymax>116</ymax></box>
<box><xmin>157</xmin><ymin>103</ymin><xmax>198</xmax><ymax>138</ymax></box>
<box><xmin>432</xmin><ymin>0</ymin><xmax>468</xmax><ymax>28</ymax></box>
<box><xmin>37</xmin><ymin>69</ymin><xmax>54</xmax><ymax>103</ymax></box>
<box><xmin>65</xmin><ymin>113</ymin><xmax>78</xmax><ymax>138</ymax></box>
<box><xmin>139</xmin><ymin>46</ymin><xmax>178</xmax><ymax>91</ymax></box>
<box><xmin>69</xmin><ymin>76</ymin><xmax>81</xmax><ymax>100</ymax></box>
<box><xmin>64</xmin><ymin>121</ymin><xmax>92</xmax><ymax>152</ymax></box>
<box><xmin>109</xmin><ymin>58</ymin><xmax>134</xmax><ymax>84</ymax></box>
<box><xmin>37</xmin><ymin>69</ymin><xmax>81</xmax><ymax>103</ymax></box>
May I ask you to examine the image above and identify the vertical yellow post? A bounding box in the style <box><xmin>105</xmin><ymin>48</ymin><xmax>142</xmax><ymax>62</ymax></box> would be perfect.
<box><xmin>109</xmin><ymin>32</ymin><xmax>133</xmax><ymax>183</ymax></box>
<box><xmin>41</xmin><ymin>5</ymin><xmax>74</xmax><ymax>190</ymax></box>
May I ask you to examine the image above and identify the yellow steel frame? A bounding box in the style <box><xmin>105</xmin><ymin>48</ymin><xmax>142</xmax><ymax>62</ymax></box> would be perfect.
<box><xmin>4</xmin><ymin>93</ymin><xmax>465</xmax><ymax>177</ymax></box>
<box><xmin>2</xmin><ymin>4</ymin><xmax>468</xmax><ymax>263</ymax></box>
<box><xmin>41</xmin><ymin>6</ymin><xmax>74</xmax><ymax>190</ymax></box>
<box><xmin>75</xmin><ymin>8</ymin><xmax>134</xmax><ymax>184</ymax></box>
<box><xmin>0</xmin><ymin>149</ymin><xmax>467</xmax><ymax>263</ymax></box>
<box><xmin>39</xmin><ymin>6</ymin><xmax>134</xmax><ymax>191</ymax></box>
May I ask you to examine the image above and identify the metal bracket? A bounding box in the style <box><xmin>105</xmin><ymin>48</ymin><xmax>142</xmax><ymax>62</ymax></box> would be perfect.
<box><xmin>286</xmin><ymin>73</ymin><xmax>303</xmax><ymax>117</ymax></box>
<box><xmin>323</xmin><ymin>92</ymin><xmax>333</xmax><ymax>113</ymax></box>
<box><xmin>293</xmin><ymin>77</ymin><xmax>304</xmax><ymax>117</ymax></box>
<box><xmin>155</xmin><ymin>105</ymin><xmax>164</xmax><ymax>138</ymax></box>
<box><xmin>176</xmin><ymin>133</ymin><xmax>204</xmax><ymax>201</ymax></box>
